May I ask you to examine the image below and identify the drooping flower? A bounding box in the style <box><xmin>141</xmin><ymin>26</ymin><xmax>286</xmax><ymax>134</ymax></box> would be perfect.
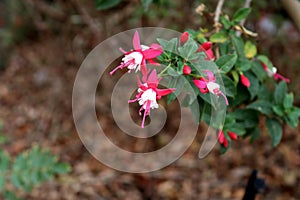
<box><xmin>180</xmin><ymin>31</ymin><xmax>189</xmax><ymax>45</ymax></box>
<box><xmin>228</xmin><ymin>131</ymin><xmax>238</xmax><ymax>140</ymax></box>
<box><xmin>240</xmin><ymin>74</ymin><xmax>251</xmax><ymax>88</ymax></box>
<box><xmin>129</xmin><ymin>69</ymin><xmax>175</xmax><ymax>128</ymax></box>
<box><xmin>218</xmin><ymin>130</ymin><xmax>228</xmax><ymax>148</ymax></box>
<box><xmin>183</xmin><ymin>65</ymin><xmax>192</xmax><ymax>75</ymax></box>
<box><xmin>110</xmin><ymin>31</ymin><xmax>163</xmax><ymax>76</ymax></box>
<box><xmin>193</xmin><ymin>70</ymin><xmax>229</xmax><ymax>105</ymax></box>
<box><xmin>198</xmin><ymin>41</ymin><xmax>215</xmax><ymax>61</ymax></box>
<box><xmin>261</xmin><ymin>62</ymin><xmax>290</xmax><ymax>83</ymax></box>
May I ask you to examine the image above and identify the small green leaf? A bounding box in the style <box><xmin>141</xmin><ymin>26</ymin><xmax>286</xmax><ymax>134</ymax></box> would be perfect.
<box><xmin>286</xmin><ymin>107</ymin><xmax>300</xmax><ymax>127</ymax></box>
<box><xmin>233</xmin><ymin>8</ymin><xmax>252</xmax><ymax>23</ymax></box>
<box><xmin>95</xmin><ymin>0</ymin><xmax>122</xmax><ymax>10</ymax></box>
<box><xmin>220</xmin><ymin>15</ymin><xmax>231</xmax><ymax>29</ymax></box>
<box><xmin>266</xmin><ymin>118</ymin><xmax>282</xmax><ymax>147</ymax></box>
<box><xmin>257</xmin><ymin>55</ymin><xmax>274</xmax><ymax>70</ymax></box>
<box><xmin>244</xmin><ymin>41</ymin><xmax>257</xmax><ymax>58</ymax></box>
<box><xmin>274</xmin><ymin>81</ymin><xmax>287</xmax><ymax>105</ymax></box>
<box><xmin>179</xmin><ymin>38</ymin><xmax>198</xmax><ymax>59</ymax></box>
<box><xmin>210</xmin><ymin>32</ymin><xmax>227</xmax><ymax>43</ymax></box>
<box><xmin>247</xmin><ymin>100</ymin><xmax>273</xmax><ymax>116</ymax></box>
<box><xmin>216</xmin><ymin>54</ymin><xmax>237</xmax><ymax>73</ymax></box>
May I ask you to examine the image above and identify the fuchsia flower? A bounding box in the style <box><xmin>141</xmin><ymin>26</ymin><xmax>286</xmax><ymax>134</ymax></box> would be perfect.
<box><xmin>180</xmin><ymin>31</ymin><xmax>189</xmax><ymax>45</ymax></box>
<box><xmin>261</xmin><ymin>62</ymin><xmax>290</xmax><ymax>83</ymax></box>
<box><xmin>110</xmin><ymin>31</ymin><xmax>163</xmax><ymax>76</ymax></box>
<box><xmin>228</xmin><ymin>131</ymin><xmax>238</xmax><ymax>140</ymax></box>
<box><xmin>183</xmin><ymin>65</ymin><xmax>192</xmax><ymax>75</ymax></box>
<box><xmin>218</xmin><ymin>130</ymin><xmax>238</xmax><ymax>148</ymax></box>
<box><xmin>129</xmin><ymin>69</ymin><xmax>175</xmax><ymax>128</ymax></box>
<box><xmin>240</xmin><ymin>74</ymin><xmax>251</xmax><ymax>88</ymax></box>
<box><xmin>198</xmin><ymin>41</ymin><xmax>215</xmax><ymax>61</ymax></box>
<box><xmin>218</xmin><ymin>130</ymin><xmax>228</xmax><ymax>148</ymax></box>
<box><xmin>193</xmin><ymin>70</ymin><xmax>229</xmax><ymax>105</ymax></box>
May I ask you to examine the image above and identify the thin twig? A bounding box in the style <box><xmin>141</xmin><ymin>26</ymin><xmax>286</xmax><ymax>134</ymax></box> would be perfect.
<box><xmin>214</xmin><ymin>0</ymin><xmax>225</xmax><ymax>32</ymax></box>
<box><xmin>240</xmin><ymin>0</ymin><xmax>252</xmax><ymax>27</ymax></box>
<box><xmin>237</xmin><ymin>0</ymin><xmax>252</xmax><ymax>36</ymax></box>
<box><xmin>214</xmin><ymin>0</ymin><xmax>225</xmax><ymax>59</ymax></box>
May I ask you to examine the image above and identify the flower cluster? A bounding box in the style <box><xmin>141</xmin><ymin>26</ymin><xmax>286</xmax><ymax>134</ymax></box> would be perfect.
<box><xmin>110</xmin><ymin>31</ymin><xmax>175</xmax><ymax>128</ymax></box>
<box><xmin>109</xmin><ymin>27</ymin><xmax>299</xmax><ymax>153</ymax></box>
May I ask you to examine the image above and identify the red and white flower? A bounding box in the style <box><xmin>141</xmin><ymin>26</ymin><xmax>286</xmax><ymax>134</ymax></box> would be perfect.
<box><xmin>129</xmin><ymin>69</ymin><xmax>175</xmax><ymax>128</ymax></box>
<box><xmin>110</xmin><ymin>31</ymin><xmax>163</xmax><ymax>76</ymax></box>
<box><xmin>193</xmin><ymin>70</ymin><xmax>229</xmax><ymax>105</ymax></box>
<box><xmin>261</xmin><ymin>62</ymin><xmax>290</xmax><ymax>83</ymax></box>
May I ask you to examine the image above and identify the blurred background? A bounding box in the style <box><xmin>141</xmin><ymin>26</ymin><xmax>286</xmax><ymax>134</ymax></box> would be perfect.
<box><xmin>0</xmin><ymin>0</ymin><xmax>299</xmax><ymax>199</ymax></box>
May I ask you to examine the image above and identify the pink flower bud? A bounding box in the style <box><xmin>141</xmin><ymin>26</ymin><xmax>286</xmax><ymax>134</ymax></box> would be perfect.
<box><xmin>228</xmin><ymin>131</ymin><xmax>238</xmax><ymax>140</ymax></box>
<box><xmin>180</xmin><ymin>31</ymin><xmax>189</xmax><ymax>44</ymax></box>
<box><xmin>240</xmin><ymin>74</ymin><xmax>250</xmax><ymax>88</ymax></box>
<box><xmin>183</xmin><ymin>65</ymin><xmax>191</xmax><ymax>75</ymax></box>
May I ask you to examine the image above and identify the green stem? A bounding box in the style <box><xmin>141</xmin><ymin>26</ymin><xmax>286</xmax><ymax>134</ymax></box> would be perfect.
<box><xmin>158</xmin><ymin>63</ymin><xmax>172</xmax><ymax>77</ymax></box>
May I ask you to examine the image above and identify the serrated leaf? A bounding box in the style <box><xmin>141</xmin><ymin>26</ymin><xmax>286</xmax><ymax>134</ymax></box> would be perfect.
<box><xmin>95</xmin><ymin>0</ymin><xmax>122</xmax><ymax>10</ymax></box>
<box><xmin>233</xmin><ymin>8</ymin><xmax>252</xmax><ymax>23</ymax></box>
<box><xmin>244</xmin><ymin>41</ymin><xmax>257</xmax><ymax>58</ymax></box>
<box><xmin>266</xmin><ymin>118</ymin><xmax>282</xmax><ymax>147</ymax></box>
<box><xmin>210</xmin><ymin>32</ymin><xmax>227</xmax><ymax>43</ymax></box>
<box><xmin>247</xmin><ymin>100</ymin><xmax>273</xmax><ymax>115</ymax></box>
<box><xmin>216</xmin><ymin>54</ymin><xmax>237</xmax><ymax>73</ymax></box>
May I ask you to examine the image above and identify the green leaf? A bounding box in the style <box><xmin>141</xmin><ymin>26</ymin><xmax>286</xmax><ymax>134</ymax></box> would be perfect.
<box><xmin>210</xmin><ymin>32</ymin><xmax>228</xmax><ymax>43</ymax></box>
<box><xmin>3</xmin><ymin>190</ymin><xmax>23</xmax><ymax>200</ymax></box>
<box><xmin>229</xmin><ymin>84</ymin><xmax>250</xmax><ymax>107</ymax></box>
<box><xmin>167</xmin><ymin>76</ymin><xmax>185</xmax><ymax>104</ymax></box>
<box><xmin>257</xmin><ymin>85</ymin><xmax>272</xmax><ymax>101</ymax></box>
<box><xmin>272</xmin><ymin>105</ymin><xmax>284</xmax><ymax>117</ymax></box>
<box><xmin>266</xmin><ymin>118</ymin><xmax>282</xmax><ymax>147</ymax></box>
<box><xmin>167</xmin><ymin>67</ymin><xmax>181</xmax><ymax>77</ymax></box>
<box><xmin>244</xmin><ymin>41</ymin><xmax>257</xmax><ymax>58</ymax></box>
<box><xmin>230</xmin><ymin>109</ymin><xmax>259</xmax><ymax>128</ymax></box>
<box><xmin>221</xmin><ymin>75</ymin><xmax>236</xmax><ymax>98</ymax></box>
<box><xmin>245</xmin><ymin>72</ymin><xmax>260</xmax><ymax>100</ymax></box>
<box><xmin>178</xmin><ymin>38</ymin><xmax>198</xmax><ymax>59</ymax></box>
<box><xmin>250</xmin><ymin>127</ymin><xmax>261</xmax><ymax>142</ymax></box>
<box><xmin>95</xmin><ymin>0</ymin><xmax>122</xmax><ymax>10</ymax></box>
<box><xmin>247</xmin><ymin>100</ymin><xmax>273</xmax><ymax>116</ymax></box>
<box><xmin>257</xmin><ymin>55</ymin><xmax>274</xmax><ymax>70</ymax></box>
<box><xmin>216</xmin><ymin>54</ymin><xmax>237</xmax><ymax>73</ymax></box>
<box><xmin>189</xmin><ymin>98</ymin><xmax>201</xmax><ymax>122</ymax></box>
<box><xmin>236</xmin><ymin>58</ymin><xmax>251</xmax><ymax>71</ymax></box>
<box><xmin>0</xmin><ymin>150</ymin><xmax>10</xmax><ymax>191</ymax></box>
<box><xmin>286</xmin><ymin>107</ymin><xmax>300</xmax><ymax>127</ymax></box>
<box><xmin>157</xmin><ymin>38</ymin><xmax>178</xmax><ymax>53</ymax></box>
<box><xmin>220</xmin><ymin>15</ymin><xmax>231</xmax><ymax>29</ymax></box>
<box><xmin>53</xmin><ymin>163</ymin><xmax>71</xmax><ymax>174</ymax></box>
<box><xmin>274</xmin><ymin>81</ymin><xmax>287</xmax><ymax>105</ymax></box>
<box><xmin>283</xmin><ymin>93</ymin><xmax>294</xmax><ymax>109</ymax></box>
<box><xmin>231</xmin><ymin>34</ymin><xmax>245</xmax><ymax>58</ymax></box>
<box><xmin>141</xmin><ymin>0</ymin><xmax>153</xmax><ymax>11</ymax></box>
<box><xmin>251</xmin><ymin>61</ymin><xmax>267</xmax><ymax>82</ymax></box>
<box><xmin>233</xmin><ymin>8</ymin><xmax>252</xmax><ymax>23</ymax></box>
